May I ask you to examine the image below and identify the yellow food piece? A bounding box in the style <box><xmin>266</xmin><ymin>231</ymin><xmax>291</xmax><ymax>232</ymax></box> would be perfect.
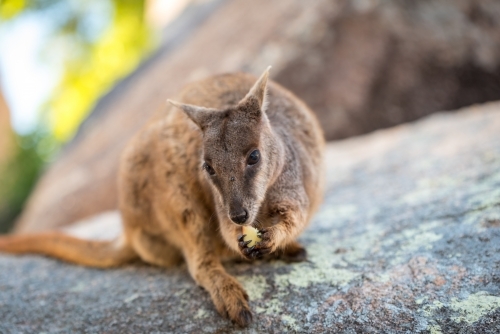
<box><xmin>242</xmin><ymin>225</ymin><xmax>262</xmax><ymax>248</ymax></box>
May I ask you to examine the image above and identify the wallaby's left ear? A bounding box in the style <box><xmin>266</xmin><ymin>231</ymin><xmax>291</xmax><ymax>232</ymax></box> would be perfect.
<box><xmin>167</xmin><ymin>99</ymin><xmax>216</xmax><ymax>130</ymax></box>
<box><xmin>241</xmin><ymin>66</ymin><xmax>271</xmax><ymax>111</ymax></box>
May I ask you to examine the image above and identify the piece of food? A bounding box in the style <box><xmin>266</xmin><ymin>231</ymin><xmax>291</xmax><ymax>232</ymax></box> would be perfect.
<box><xmin>242</xmin><ymin>225</ymin><xmax>262</xmax><ymax>248</ymax></box>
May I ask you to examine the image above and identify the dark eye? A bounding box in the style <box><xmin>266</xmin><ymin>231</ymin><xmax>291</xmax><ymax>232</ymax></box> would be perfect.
<box><xmin>203</xmin><ymin>162</ymin><xmax>216</xmax><ymax>176</ymax></box>
<box><xmin>247</xmin><ymin>150</ymin><xmax>260</xmax><ymax>165</ymax></box>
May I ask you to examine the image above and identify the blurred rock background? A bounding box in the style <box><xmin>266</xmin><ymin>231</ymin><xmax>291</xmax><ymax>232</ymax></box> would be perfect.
<box><xmin>1</xmin><ymin>0</ymin><xmax>500</xmax><ymax>233</ymax></box>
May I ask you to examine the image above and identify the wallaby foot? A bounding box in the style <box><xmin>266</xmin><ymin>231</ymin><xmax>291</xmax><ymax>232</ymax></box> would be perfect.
<box><xmin>210</xmin><ymin>272</ymin><xmax>252</xmax><ymax>327</ymax></box>
<box><xmin>184</xmin><ymin>245</ymin><xmax>252</xmax><ymax>327</ymax></box>
<box><xmin>278</xmin><ymin>240</ymin><xmax>307</xmax><ymax>263</ymax></box>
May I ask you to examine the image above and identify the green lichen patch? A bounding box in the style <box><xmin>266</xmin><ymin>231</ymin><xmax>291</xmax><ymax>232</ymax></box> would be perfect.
<box><xmin>237</xmin><ymin>274</ymin><xmax>268</xmax><ymax>301</ymax></box>
<box><xmin>421</xmin><ymin>292</ymin><xmax>500</xmax><ymax>331</ymax></box>
<box><xmin>450</xmin><ymin>292</ymin><xmax>500</xmax><ymax>324</ymax></box>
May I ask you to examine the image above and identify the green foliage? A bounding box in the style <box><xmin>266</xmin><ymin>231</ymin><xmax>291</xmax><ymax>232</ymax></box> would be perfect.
<box><xmin>48</xmin><ymin>0</ymin><xmax>154</xmax><ymax>141</ymax></box>
<box><xmin>2</xmin><ymin>0</ymin><xmax>154</xmax><ymax>141</ymax></box>
<box><xmin>0</xmin><ymin>132</ymin><xmax>50</xmax><ymax>233</ymax></box>
<box><xmin>0</xmin><ymin>0</ymin><xmax>154</xmax><ymax>232</ymax></box>
<box><xmin>0</xmin><ymin>0</ymin><xmax>27</xmax><ymax>19</ymax></box>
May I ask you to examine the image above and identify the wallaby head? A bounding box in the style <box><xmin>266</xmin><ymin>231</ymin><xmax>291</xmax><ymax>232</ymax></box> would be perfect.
<box><xmin>169</xmin><ymin>67</ymin><xmax>282</xmax><ymax>227</ymax></box>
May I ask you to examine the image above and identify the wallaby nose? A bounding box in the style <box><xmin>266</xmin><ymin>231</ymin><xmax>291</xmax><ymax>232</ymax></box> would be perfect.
<box><xmin>230</xmin><ymin>209</ymin><xmax>248</xmax><ymax>224</ymax></box>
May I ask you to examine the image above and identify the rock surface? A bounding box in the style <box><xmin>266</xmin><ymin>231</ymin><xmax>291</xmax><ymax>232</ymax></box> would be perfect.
<box><xmin>1</xmin><ymin>103</ymin><xmax>500</xmax><ymax>333</ymax></box>
<box><xmin>14</xmin><ymin>0</ymin><xmax>500</xmax><ymax>233</ymax></box>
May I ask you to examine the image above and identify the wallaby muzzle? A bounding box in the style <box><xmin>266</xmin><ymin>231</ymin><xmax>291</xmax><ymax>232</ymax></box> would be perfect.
<box><xmin>229</xmin><ymin>200</ymin><xmax>249</xmax><ymax>224</ymax></box>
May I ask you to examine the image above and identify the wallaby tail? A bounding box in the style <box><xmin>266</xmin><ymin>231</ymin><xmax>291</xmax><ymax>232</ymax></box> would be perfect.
<box><xmin>0</xmin><ymin>232</ymin><xmax>138</xmax><ymax>268</ymax></box>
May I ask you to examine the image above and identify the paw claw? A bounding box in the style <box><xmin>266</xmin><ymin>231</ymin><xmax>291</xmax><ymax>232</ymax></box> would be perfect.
<box><xmin>238</xmin><ymin>240</ymin><xmax>252</xmax><ymax>248</ymax></box>
<box><xmin>242</xmin><ymin>246</ymin><xmax>255</xmax><ymax>256</ymax></box>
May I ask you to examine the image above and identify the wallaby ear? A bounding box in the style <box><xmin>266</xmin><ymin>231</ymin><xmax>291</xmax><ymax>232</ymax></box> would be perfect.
<box><xmin>241</xmin><ymin>66</ymin><xmax>271</xmax><ymax>111</ymax></box>
<box><xmin>167</xmin><ymin>100</ymin><xmax>216</xmax><ymax>130</ymax></box>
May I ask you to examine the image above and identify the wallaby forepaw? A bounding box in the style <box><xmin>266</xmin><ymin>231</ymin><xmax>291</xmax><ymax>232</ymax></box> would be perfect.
<box><xmin>254</xmin><ymin>228</ymin><xmax>275</xmax><ymax>255</ymax></box>
<box><xmin>238</xmin><ymin>234</ymin><xmax>258</xmax><ymax>260</ymax></box>
<box><xmin>237</xmin><ymin>228</ymin><xmax>276</xmax><ymax>260</ymax></box>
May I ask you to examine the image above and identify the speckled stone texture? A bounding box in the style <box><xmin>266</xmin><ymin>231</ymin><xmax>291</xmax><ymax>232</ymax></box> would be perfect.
<box><xmin>1</xmin><ymin>103</ymin><xmax>499</xmax><ymax>333</ymax></box>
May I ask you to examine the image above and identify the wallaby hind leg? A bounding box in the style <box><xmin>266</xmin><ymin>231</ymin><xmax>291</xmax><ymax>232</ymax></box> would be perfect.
<box><xmin>130</xmin><ymin>229</ymin><xmax>183</xmax><ymax>267</ymax></box>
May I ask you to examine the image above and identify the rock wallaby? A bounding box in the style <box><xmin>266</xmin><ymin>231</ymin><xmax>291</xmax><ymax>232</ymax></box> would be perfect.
<box><xmin>0</xmin><ymin>67</ymin><xmax>325</xmax><ymax>326</ymax></box>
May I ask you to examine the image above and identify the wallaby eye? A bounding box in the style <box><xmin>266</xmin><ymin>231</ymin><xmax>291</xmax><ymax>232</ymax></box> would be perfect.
<box><xmin>203</xmin><ymin>162</ymin><xmax>216</xmax><ymax>176</ymax></box>
<box><xmin>247</xmin><ymin>150</ymin><xmax>260</xmax><ymax>165</ymax></box>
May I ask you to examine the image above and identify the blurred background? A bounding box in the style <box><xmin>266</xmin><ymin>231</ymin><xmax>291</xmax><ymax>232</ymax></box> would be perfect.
<box><xmin>0</xmin><ymin>0</ymin><xmax>499</xmax><ymax>234</ymax></box>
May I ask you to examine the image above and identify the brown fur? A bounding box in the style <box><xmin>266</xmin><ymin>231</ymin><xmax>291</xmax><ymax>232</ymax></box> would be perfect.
<box><xmin>0</xmin><ymin>68</ymin><xmax>325</xmax><ymax>326</ymax></box>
